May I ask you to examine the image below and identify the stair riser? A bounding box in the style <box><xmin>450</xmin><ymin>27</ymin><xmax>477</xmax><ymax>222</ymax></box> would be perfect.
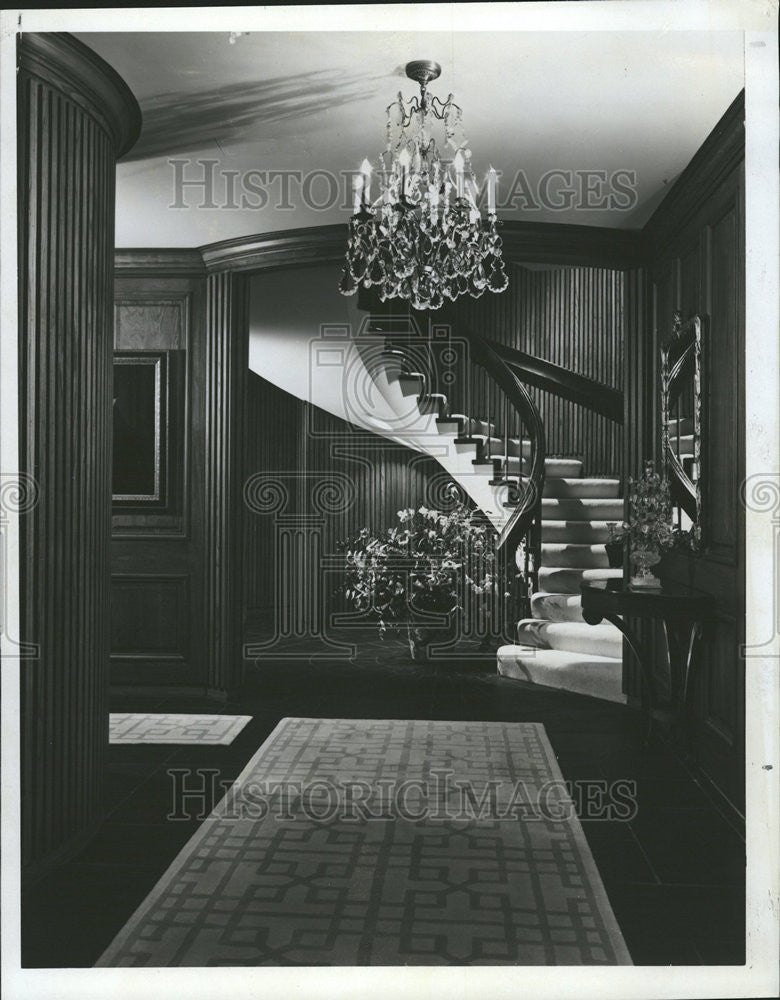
<box><xmin>449</xmin><ymin>416</ymin><xmax>496</xmax><ymax>438</ymax></box>
<box><xmin>667</xmin><ymin>417</ymin><xmax>694</xmax><ymax>434</ymax></box>
<box><xmin>397</xmin><ymin>376</ymin><xmax>425</xmax><ymax>397</ymax></box>
<box><xmin>497</xmin><ymin>647</ymin><xmax>626</xmax><ymax>704</ymax></box>
<box><xmin>543</xmin><ymin>479</ymin><xmax>620</xmax><ymax>499</ymax></box>
<box><xmin>416</xmin><ymin>394</ymin><xmax>447</xmax><ymax>416</ymax></box>
<box><xmin>541</xmin><ymin>521</ymin><xmax>611</xmax><ymax>543</ymax></box>
<box><xmin>516</xmin><ymin>620</ymin><xmax>623</xmax><ymax>659</ymax></box>
<box><xmin>541</xmin><ymin>499</ymin><xmax>624</xmax><ymax>520</ymax></box>
<box><xmin>497</xmin><ymin>457</ymin><xmax>583</xmax><ymax>478</ymax></box>
<box><xmin>538</xmin><ymin>567</ymin><xmax>622</xmax><ymax>594</ymax></box>
<box><xmin>541</xmin><ymin>544</ymin><xmax>608</xmax><ymax>569</ymax></box>
<box><xmin>530</xmin><ymin>594</ymin><xmax>585</xmax><ymax>623</ymax></box>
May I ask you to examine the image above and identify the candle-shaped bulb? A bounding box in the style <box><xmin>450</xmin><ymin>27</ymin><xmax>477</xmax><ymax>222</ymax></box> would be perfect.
<box><xmin>453</xmin><ymin>150</ymin><xmax>465</xmax><ymax>198</ymax></box>
<box><xmin>429</xmin><ymin>183</ymin><xmax>439</xmax><ymax>223</ymax></box>
<box><xmin>398</xmin><ymin>147</ymin><xmax>411</xmax><ymax>198</ymax></box>
<box><xmin>352</xmin><ymin>171</ymin><xmax>364</xmax><ymax>215</ymax></box>
<box><xmin>487</xmin><ymin>165</ymin><xmax>497</xmax><ymax>215</ymax></box>
<box><xmin>360</xmin><ymin>158</ymin><xmax>373</xmax><ymax>204</ymax></box>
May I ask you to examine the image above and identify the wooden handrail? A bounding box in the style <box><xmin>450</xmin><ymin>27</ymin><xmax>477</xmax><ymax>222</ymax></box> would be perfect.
<box><xmin>462</xmin><ymin>332</ymin><xmax>546</xmax><ymax>556</ymax></box>
<box><xmin>660</xmin><ymin>313</ymin><xmax>703</xmax><ymax>529</ymax></box>
<box><xmin>483</xmin><ymin>338</ymin><xmax>624</xmax><ymax>423</ymax></box>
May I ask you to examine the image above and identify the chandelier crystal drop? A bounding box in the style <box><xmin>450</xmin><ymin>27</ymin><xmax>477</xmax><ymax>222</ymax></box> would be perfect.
<box><xmin>340</xmin><ymin>60</ymin><xmax>508</xmax><ymax>311</ymax></box>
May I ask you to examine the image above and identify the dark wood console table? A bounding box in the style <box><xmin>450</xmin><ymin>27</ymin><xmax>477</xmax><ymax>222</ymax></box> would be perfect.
<box><xmin>580</xmin><ymin>579</ymin><xmax>715</xmax><ymax>744</ymax></box>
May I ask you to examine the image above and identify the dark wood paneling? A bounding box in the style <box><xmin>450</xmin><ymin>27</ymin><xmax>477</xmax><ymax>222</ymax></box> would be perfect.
<box><xmin>445</xmin><ymin>265</ymin><xmax>624</xmax><ymax>478</ymax></box>
<box><xmin>243</xmin><ymin>373</ymin><xmax>446</xmax><ymax>643</ymax></box>
<box><xmin>644</xmin><ymin>92</ymin><xmax>744</xmax><ymax>258</ymax></box>
<box><xmin>706</xmin><ymin>196</ymin><xmax>740</xmax><ymax>561</ymax></box>
<box><xmin>110</xmin><ymin>574</ymin><xmax>189</xmax><ymax>661</ymax></box>
<box><xmin>17</xmin><ymin>33</ymin><xmax>140</xmax><ymax>871</ymax></box>
<box><xmin>111</xmin><ymin>287</ymin><xmax>193</xmax><ymax>537</ymax></box>
<box><xmin>109</xmin><ymin>265</ymin><xmax>249</xmax><ymax>696</ymax></box>
<box><xmin>622</xmin><ymin>267</ymin><xmax>656</xmax><ymax>702</ymax></box>
<box><xmin>203</xmin><ymin>271</ymin><xmax>249</xmax><ymax>694</ymax></box>
<box><xmin>243</xmin><ymin>373</ymin><xmax>301</xmax><ymax>610</ymax></box>
<box><xmin>644</xmin><ymin>99</ymin><xmax>745</xmax><ymax>813</ymax></box>
<box><xmin>110</xmin><ymin>275</ymin><xmax>206</xmax><ymax>687</ymax></box>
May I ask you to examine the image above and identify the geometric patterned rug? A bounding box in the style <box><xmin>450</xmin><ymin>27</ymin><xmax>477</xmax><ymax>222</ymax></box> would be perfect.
<box><xmin>108</xmin><ymin>714</ymin><xmax>252</xmax><ymax>745</ymax></box>
<box><xmin>97</xmin><ymin>718</ymin><xmax>631</xmax><ymax>966</ymax></box>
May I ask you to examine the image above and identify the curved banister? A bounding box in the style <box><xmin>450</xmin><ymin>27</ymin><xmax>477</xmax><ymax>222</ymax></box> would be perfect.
<box><xmin>462</xmin><ymin>332</ymin><xmax>546</xmax><ymax>556</ymax></box>
<box><xmin>661</xmin><ymin>313</ymin><xmax>703</xmax><ymax>527</ymax></box>
<box><xmin>483</xmin><ymin>338</ymin><xmax>624</xmax><ymax>424</ymax></box>
<box><xmin>667</xmin><ymin>341</ymin><xmax>695</xmax><ymax>408</ymax></box>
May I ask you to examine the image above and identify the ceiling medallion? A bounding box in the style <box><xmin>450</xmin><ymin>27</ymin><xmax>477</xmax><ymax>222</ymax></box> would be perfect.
<box><xmin>340</xmin><ymin>60</ymin><xmax>508</xmax><ymax>311</ymax></box>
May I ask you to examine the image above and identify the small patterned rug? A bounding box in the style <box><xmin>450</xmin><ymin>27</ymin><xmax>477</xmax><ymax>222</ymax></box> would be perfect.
<box><xmin>109</xmin><ymin>714</ymin><xmax>252</xmax><ymax>745</ymax></box>
<box><xmin>98</xmin><ymin>718</ymin><xmax>631</xmax><ymax>966</ymax></box>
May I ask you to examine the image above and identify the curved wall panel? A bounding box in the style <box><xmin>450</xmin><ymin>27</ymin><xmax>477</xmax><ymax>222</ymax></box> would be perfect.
<box><xmin>18</xmin><ymin>33</ymin><xmax>140</xmax><ymax>870</ymax></box>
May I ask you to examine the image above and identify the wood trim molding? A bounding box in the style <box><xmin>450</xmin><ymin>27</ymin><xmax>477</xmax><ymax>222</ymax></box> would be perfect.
<box><xmin>18</xmin><ymin>32</ymin><xmax>141</xmax><ymax>157</ymax></box>
<box><xmin>643</xmin><ymin>90</ymin><xmax>745</xmax><ymax>254</ymax></box>
<box><xmin>129</xmin><ymin>220</ymin><xmax>646</xmax><ymax>276</ymax></box>
<box><xmin>199</xmin><ymin>225</ymin><xmax>347</xmax><ymax>273</ymax></box>
<box><xmin>114</xmin><ymin>249</ymin><xmax>207</xmax><ymax>276</ymax></box>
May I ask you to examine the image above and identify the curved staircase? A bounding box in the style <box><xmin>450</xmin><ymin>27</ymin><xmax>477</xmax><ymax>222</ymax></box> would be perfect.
<box><xmin>363</xmin><ymin>320</ymin><xmax>627</xmax><ymax>704</ymax></box>
<box><xmin>249</xmin><ymin>297</ymin><xmax>627</xmax><ymax>704</ymax></box>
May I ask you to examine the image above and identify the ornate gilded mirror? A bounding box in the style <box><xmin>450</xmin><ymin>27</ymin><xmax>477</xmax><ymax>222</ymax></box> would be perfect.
<box><xmin>660</xmin><ymin>311</ymin><xmax>705</xmax><ymax>548</ymax></box>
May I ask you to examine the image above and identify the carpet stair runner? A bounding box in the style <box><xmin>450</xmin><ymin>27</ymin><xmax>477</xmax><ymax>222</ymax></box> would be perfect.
<box><xmin>497</xmin><ymin>459</ymin><xmax>625</xmax><ymax>704</ymax></box>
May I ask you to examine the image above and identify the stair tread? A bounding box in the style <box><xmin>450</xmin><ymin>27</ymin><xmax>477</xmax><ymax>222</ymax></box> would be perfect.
<box><xmin>539</xmin><ymin>567</ymin><xmax>621</xmax><ymax>576</ymax></box>
<box><xmin>541</xmin><ymin>518</ymin><xmax>615</xmax><ymax>526</ymax></box>
<box><xmin>498</xmin><ymin>645</ymin><xmax>622</xmax><ymax>664</ymax></box>
<box><xmin>546</xmin><ymin>477</ymin><xmax>620</xmax><ymax>485</ymax></box>
<box><xmin>541</xmin><ymin>542</ymin><xmax>607</xmax><ymax>550</ymax></box>
<box><xmin>518</xmin><ymin>618</ymin><xmax>621</xmax><ymax>634</ymax></box>
<box><xmin>543</xmin><ymin>498</ymin><xmax>622</xmax><ymax>504</ymax></box>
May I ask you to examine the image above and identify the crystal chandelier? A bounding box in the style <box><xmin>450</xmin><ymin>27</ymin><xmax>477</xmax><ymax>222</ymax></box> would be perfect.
<box><xmin>339</xmin><ymin>60</ymin><xmax>508</xmax><ymax>311</ymax></box>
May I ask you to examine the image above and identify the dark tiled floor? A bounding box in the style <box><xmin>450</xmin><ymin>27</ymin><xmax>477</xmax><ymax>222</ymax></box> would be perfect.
<box><xmin>21</xmin><ymin>630</ymin><xmax>746</xmax><ymax>968</ymax></box>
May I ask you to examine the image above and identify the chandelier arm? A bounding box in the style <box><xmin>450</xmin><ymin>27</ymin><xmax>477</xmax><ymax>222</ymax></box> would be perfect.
<box><xmin>428</xmin><ymin>95</ymin><xmax>461</xmax><ymax>121</ymax></box>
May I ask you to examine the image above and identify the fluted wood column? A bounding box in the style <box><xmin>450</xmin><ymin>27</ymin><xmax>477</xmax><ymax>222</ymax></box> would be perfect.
<box><xmin>204</xmin><ymin>270</ymin><xmax>249</xmax><ymax>695</ymax></box>
<box><xmin>18</xmin><ymin>34</ymin><xmax>140</xmax><ymax>869</ymax></box>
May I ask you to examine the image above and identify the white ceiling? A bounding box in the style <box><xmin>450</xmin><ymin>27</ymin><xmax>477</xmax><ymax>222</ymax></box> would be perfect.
<box><xmin>76</xmin><ymin>30</ymin><xmax>745</xmax><ymax>248</ymax></box>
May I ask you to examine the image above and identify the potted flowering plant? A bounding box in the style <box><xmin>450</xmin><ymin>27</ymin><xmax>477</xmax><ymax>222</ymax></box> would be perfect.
<box><xmin>608</xmin><ymin>460</ymin><xmax>682</xmax><ymax>588</ymax></box>
<box><xmin>339</xmin><ymin>492</ymin><xmax>501</xmax><ymax>660</ymax></box>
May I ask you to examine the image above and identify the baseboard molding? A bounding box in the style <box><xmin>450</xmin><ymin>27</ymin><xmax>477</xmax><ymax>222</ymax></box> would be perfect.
<box><xmin>110</xmin><ymin>684</ymin><xmax>217</xmax><ymax>700</ymax></box>
<box><xmin>109</xmin><ymin>683</ymin><xmax>244</xmax><ymax>704</ymax></box>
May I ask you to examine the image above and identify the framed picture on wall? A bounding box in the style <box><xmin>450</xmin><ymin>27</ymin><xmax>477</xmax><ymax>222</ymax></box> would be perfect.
<box><xmin>112</xmin><ymin>351</ymin><xmax>168</xmax><ymax>504</ymax></box>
